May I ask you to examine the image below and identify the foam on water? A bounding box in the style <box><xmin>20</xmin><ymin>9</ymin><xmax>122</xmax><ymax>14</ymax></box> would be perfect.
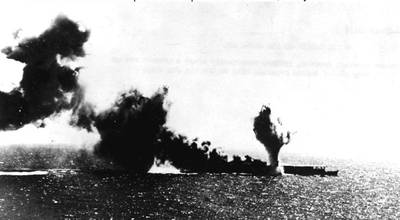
<box><xmin>148</xmin><ymin>161</ymin><xmax>181</xmax><ymax>174</ymax></box>
<box><xmin>0</xmin><ymin>170</ymin><xmax>48</xmax><ymax>176</ymax></box>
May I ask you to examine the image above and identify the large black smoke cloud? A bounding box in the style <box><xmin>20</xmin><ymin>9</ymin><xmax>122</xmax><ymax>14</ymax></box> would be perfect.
<box><xmin>93</xmin><ymin>88</ymin><xmax>168</xmax><ymax>173</ymax></box>
<box><xmin>1</xmin><ymin>15</ymin><xmax>290</xmax><ymax>174</ymax></box>
<box><xmin>0</xmin><ymin>15</ymin><xmax>89</xmax><ymax>130</ymax></box>
<box><xmin>253</xmin><ymin>105</ymin><xmax>291</xmax><ymax>167</ymax></box>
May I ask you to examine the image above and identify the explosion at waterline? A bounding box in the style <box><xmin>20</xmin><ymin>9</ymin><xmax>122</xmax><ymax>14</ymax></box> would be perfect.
<box><xmin>253</xmin><ymin>105</ymin><xmax>291</xmax><ymax>167</ymax></box>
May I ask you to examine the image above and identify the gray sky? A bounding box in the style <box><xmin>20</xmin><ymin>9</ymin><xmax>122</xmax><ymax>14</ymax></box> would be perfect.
<box><xmin>1</xmin><ymin>0</ymin><xmax>400</xmax><ymax>163</ymax></box>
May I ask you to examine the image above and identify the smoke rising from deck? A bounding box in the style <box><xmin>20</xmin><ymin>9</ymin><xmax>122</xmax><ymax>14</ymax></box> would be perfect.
<box><xmin>1</xmin><ymin>15</ymin><xmax>291</xmax><ymax>174</ymax></box>
<box><xmin>71</xmin><ymin>87</ymin><xmax>276</xmax><ymax>174</ymax></box>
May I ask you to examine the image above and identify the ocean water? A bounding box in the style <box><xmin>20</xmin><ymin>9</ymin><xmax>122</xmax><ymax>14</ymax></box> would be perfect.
<box><xmin>0</xmin><ymin>158</ymin><xmax>399</xmax><ymax>219</ymax></box>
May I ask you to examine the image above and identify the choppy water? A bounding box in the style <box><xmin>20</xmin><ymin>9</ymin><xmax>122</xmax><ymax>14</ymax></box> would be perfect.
<box><xmin>0</xmin><ymin>158</ymin><xmax>400</xmax><ymax>219</ymax></box>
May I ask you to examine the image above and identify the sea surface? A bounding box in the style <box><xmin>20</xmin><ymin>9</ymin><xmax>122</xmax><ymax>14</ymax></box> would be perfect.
<box><xmin>0</xmin><ymin>156</ymin><xmax>400</xmax><ymax>219</ymax></box>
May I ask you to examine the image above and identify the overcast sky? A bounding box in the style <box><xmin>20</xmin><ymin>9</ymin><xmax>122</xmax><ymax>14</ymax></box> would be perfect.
<box><xmin>1</xmin><ymin>0</ymin><xmax>400</xmax><ymax>163</ymax></box>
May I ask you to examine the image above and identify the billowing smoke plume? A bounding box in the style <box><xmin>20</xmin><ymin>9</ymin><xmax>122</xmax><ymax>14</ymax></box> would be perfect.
<box><xmin>93</xmin><ymin>88</ymin><xmax>168</xmax><ymax>173</ymax></box>
<box><xmin>253</xmin><ymin>105</ymin><xmax>290</xmax><ymax>167</ymax></box>
<box><xmin>0</xmin><ymin>15</ymin><xmax>89</xmax><ymax>130</ymax></box>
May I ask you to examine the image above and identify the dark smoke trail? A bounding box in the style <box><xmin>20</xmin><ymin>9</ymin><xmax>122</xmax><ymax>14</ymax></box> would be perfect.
<box><xmin>0</xmin><ymin>15</ymin><xmax>89</xmax><ymax>130</ymax></box>
<box><xmin>155</xmin><ymin>129</ymin><xmax>274</xmax><ymax>174</ymax></box>
<box><xmin>253</xmin><ymin>105</ymin><xmax>290</xmax><ymax>167</ymax></box>
<box><xmin>155</xmin><ymin>129</ymin><xmax>211</xmax><ymax>172</ymax></box>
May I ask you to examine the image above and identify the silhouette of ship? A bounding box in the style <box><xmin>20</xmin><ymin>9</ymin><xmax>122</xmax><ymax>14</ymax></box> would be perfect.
<box><xmin>283</xmin><ymin>165</ymin><xmax>338</xmax><ymax>176</ymax></box>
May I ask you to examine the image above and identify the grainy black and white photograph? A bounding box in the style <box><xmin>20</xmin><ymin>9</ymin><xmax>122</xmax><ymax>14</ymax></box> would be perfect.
<box><xmin>0</xmin><ymin>0</ymin><xmax>399</xmax><ymax>219</ymax></box>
